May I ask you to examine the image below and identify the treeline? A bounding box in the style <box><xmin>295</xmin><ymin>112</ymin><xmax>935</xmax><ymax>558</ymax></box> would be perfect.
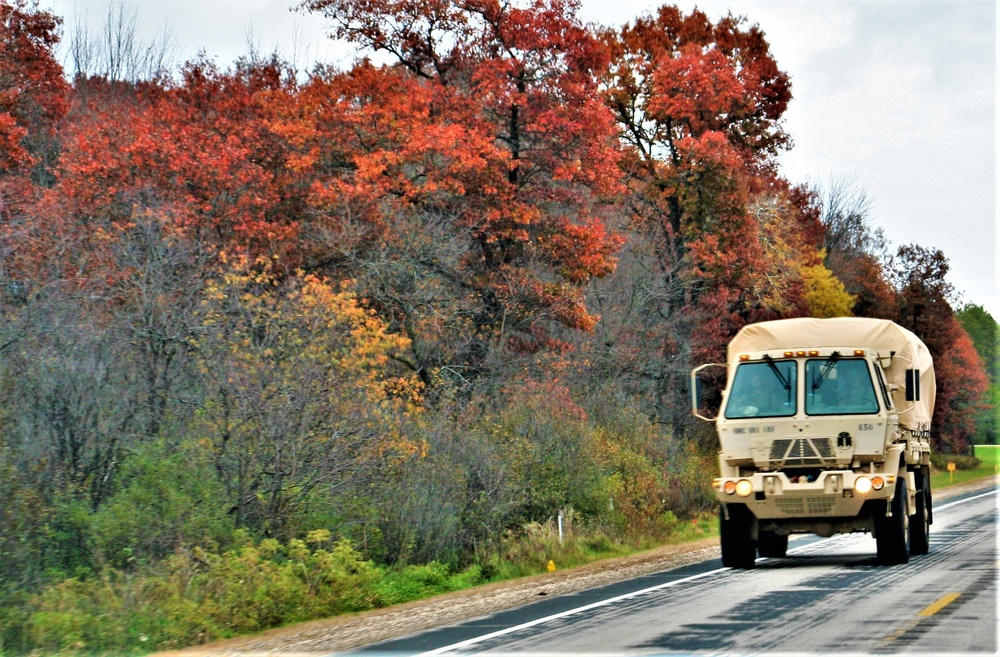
<box><xmin>0</xmin><ymin>0</ymin><xmax>995</xmax><ymax>652</ymax></box>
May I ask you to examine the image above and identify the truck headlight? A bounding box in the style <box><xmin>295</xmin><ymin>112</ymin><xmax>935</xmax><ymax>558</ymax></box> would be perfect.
<box><xmin>723</xmin><ymin>480</ymin><xmax>737</xmax><ymax>495</ymax></box>
<box><xmin>735</xmin><ymin>479</ymin><xmax>754</xmax><ymax>497</ymax></box>
<box><xmin>854</xmin><ymin>476</ymin><xmax>873</xmax><ymax>494</ymax></box>
<box><xmin>871</xmin><ymin>476</ymin><xmax>885</xmax><ymax>491</ymax></box>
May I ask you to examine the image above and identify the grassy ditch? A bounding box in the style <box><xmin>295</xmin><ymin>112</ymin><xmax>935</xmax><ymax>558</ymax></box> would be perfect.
<box><xmin>930</xmin><ymin>444</ymin><xmax>1000</xmax><ymax>490</ymax></box>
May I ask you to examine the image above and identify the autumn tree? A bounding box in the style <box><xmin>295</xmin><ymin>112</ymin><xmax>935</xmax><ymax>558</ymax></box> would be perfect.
<box><xmin>0</xmin><ymin>0</ymin><xmax>69</xmax><ymax>181</ymax></box>
<box><xmin>595</xmin><ymin>6</ymin><xmax>802</xmax><ymax>432</ymax></box>
<box><xmin>818</xmin><ymin>175</ymin><xmax>896</xmax><ymax>318</ymax></box>
<box><xmin>801</xmin><ymin>253</ymin><xmax>855</xmax><ymax>318</ymax></box>
<box><xmin>957</xmin><ymin>304</ymin><xmax>999</xmax><ymax>445</ymax></box>
<box><xmin>190</xmin><ymin>259</ymin><xmax>421</xmax><ymax>537</ymax></box>
<box><xmin>932</xmin><ymin>325</ymin><xmax>990</xmax><ymax>453</ymax></box>
<box><xmin>957</xmin><ymin>304</ymin><xmax>998</xmax><ymax>383</ymax></box>
<box><xmin>0</xmin><ymin>0</ymin><xmax>70</xmax><ymax>318</ymax></box>
<box><xmin>891</xmin><ymin>244</ymin><xmax>955</xmax><ymax>347</ymax></box>
<box><xmin>889</xmin><ymin>244</ymin><xmax>989</xmax><ymax>453</ymax></box>
<box><xmin>295</xmin><ymin>0</ymin><xmax>623</xmax><ymax>387</ymax></box>
<box><xmin>62</xmin><ymin>61</ymin><xmax>304</xmax><ymax>259</ymax></box>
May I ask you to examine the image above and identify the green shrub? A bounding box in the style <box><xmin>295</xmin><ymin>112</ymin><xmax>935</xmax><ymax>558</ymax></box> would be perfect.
<box><xmin>373</xmin><ymin>562</ymin><xmax>485</xmax><ymax>606</ymax></box>
<box><xmin>89</xmin><ymin>441</ymin><xmax>233</xmax><ymax>570</ymax></box>
<box><xmin>17</xmin><ymin>532</ymin><xmax>382</xmax><ymax>654</ymax></box>
<box><xmin>930</xmin><ymin>453</ymin><xmax>981</xmax><ymax>471</ymax></box>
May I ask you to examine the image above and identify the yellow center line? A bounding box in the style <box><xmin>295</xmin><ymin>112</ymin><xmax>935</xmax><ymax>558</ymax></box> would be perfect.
<box><xmin>918</xmin><ymin>592</ymin><xmax>961</xmax><ymax>617</ymax></box>
<box><xmin>883</xmin><ymin>619</ymin><xmax>919</xmax><ymax>642</ymax></box>
<box><xmin>882</xmin><ymin>592</ymin><xmax>964</xmax><ymax>644</ymax></box>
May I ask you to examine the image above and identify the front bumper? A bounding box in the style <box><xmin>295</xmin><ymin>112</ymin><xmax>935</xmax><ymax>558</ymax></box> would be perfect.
<box><xmin>714</xmin><ymin>470</ymin><xmax>896</xmax><ymax>519</ymax></box>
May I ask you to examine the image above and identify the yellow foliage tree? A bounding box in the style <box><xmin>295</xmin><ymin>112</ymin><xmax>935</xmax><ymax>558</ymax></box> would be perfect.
<box><xmin>191</xmin><ymin>256</ymin><xmax>422</xmax><ymax>536</ymax></box>
<box><xmin>802</xmin><ymin>252</ymin><xmax>855</xmax><ymax>318</ymax></box>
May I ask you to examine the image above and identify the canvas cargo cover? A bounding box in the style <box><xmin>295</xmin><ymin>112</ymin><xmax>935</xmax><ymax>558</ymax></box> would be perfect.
<box><xmin>727</xmin><ymin>317</ymin><xmax>934</xmax><ymax>431</ymax></box>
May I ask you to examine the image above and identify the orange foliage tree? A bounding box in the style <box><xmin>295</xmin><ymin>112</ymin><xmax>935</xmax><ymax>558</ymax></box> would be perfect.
<box><xmin>31</xmin><ymin>62</ymin><xmax>306</xmax><ymax>284</ymax></box>
<box><xmin>191</xmin><ymin>258</ymin><xmax>421</xmax><ymax>536</ymax></box>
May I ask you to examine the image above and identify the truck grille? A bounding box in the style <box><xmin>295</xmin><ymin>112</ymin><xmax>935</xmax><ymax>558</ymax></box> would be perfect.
<box><xmin>775</xmin><ymin>497</ymin><xmax>836</xmax><ymax>516</ymax></box>
<box><xmin>768</xmin><ymin>437</ymin><xmax>835</xmax><ymax>467</ymax></box>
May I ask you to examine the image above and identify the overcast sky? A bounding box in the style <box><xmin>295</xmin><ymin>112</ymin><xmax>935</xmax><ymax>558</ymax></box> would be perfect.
<box><xmin>44</xmin><ymin>0</ymin><xmax>998</xmax><ymax>318</ymax></box>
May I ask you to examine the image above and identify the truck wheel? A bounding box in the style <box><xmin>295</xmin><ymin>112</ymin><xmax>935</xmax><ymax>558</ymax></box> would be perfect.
<box><xmin>875</xmin><ymin>478</ymin><xmax>910</xmax><ymax>565</ymax></box>
<box><xmin>910</xmin><ymin>468</ymin><xmax>930</xmax><ymax>556</ymax></box>
<box><xmin>720</xmin><ymin>504</ymin><xmax>756</xmax><ymax>569</ymax></box>
<box><xmin>757</xmin><ymin>531</ymin><xmax>788</xmax><ymax>558</ymax></box>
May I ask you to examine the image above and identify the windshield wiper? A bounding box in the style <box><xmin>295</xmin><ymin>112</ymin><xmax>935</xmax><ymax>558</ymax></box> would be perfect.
<box><xmin>763</xmin><ymin>354</ymin><xmax>792</xmax><ymax>403</ymax></box>
<box><xmin>812</xmin><ymin>351</ymin><xmax>841</xmax><ymax>390</ymax></box>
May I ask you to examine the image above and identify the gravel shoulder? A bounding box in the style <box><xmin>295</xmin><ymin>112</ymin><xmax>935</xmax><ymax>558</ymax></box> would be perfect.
<box><xmin>157</xmin><ymin>475</ymin><xmax>998</xmax><ymax>657</ymax></box>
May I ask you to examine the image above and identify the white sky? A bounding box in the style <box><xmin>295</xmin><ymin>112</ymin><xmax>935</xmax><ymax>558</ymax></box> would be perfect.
<box><xmin>44</xmin><ymin>0</ymin><xmax>998</xmax><ymax>319</ymax></box>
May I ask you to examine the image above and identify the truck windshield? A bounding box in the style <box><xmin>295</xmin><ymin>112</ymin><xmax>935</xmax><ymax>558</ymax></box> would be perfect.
<box><xmin>805</xmin><ymin>358</ymin><xmax>879</xmax><ymax>415</ymax></box>
<box><xmin>724</xmin><ymin>360</ymin><xmax>797</xmax><ymax>419</ymax></box>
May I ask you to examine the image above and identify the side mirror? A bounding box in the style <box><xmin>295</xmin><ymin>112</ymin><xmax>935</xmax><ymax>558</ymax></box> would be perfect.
<box><xmin>691</xmin><ymin>363</ymin><xmax>727</xmax><ymax>421</ymax></box>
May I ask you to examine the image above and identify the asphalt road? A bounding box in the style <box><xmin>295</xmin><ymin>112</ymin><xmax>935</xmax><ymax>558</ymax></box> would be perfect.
<box><xmin>359</xmin><ymin>485</ymin><xmax>998</xmax><ymax>656</ymax></box>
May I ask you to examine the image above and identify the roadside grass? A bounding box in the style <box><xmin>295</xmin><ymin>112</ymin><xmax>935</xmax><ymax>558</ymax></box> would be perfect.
<box><xmin>13</xmin><ymin>513</ymin><xmax>720</xmax><ymax>655</ymax></box>
<box><xmin>485</xmin><ymin>511</ymin><xmax>718</xmax><ymax>581</ymax></box>
<box><xmin>973</xmin><ymin>444</ymin><xmax>1000</xmax><ymax>469</ymax></box>
<box><xmin>930</xmin><ymin>445</ymin><xmax>1000</xmax><ymax>491</ymax></box>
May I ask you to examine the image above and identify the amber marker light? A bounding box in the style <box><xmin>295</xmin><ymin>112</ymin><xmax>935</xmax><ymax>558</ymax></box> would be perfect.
<box><xmin>808</xmin><ymin>350</ymin><xmax>819</xmax><ymax>357</ymax></box>
<box><xmin>723</xmin><ymin>480</ymin><xmax>737</xmax><ymax>495</ymax></box>
<box><xmin>854</xmin><ymin>349</ymin><xmax>865</xmax><ymax>356</ymax></box>
<box><xmin>735</xmin><ymin>479</ymin><xmax>753</xmax><ymax>497</ymax></box>
<box><xmin>854</xmin><ymin>476</ymin><xmax>873</xmax><ymax>494</ymax></box>
<box><xmin>871</xmin><ymin>476</ymin><xmax>885</xmax><ymax>490</ymax></box>
<box><xmin>740</xmin><ymin>354</ymin><xmax>749</xmax><ymax>361</ymax></box>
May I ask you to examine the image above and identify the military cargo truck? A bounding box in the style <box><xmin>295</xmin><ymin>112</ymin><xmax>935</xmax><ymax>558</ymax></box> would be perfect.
<box><xmin>691</xmin><ymin>317</ymin><xmax>935</xmax><ymax>567</ymax></box>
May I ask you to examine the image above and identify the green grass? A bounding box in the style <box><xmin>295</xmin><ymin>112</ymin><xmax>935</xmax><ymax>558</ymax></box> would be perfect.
<box><xmin>931</xmin><ymin>445</ymin><xmax>1000</xmax><ymax>490</ymax></box>
<box><xmin>973</xmin><ymin>444</ymin><xmax>1000</xmax><ymax>467</ymax></box>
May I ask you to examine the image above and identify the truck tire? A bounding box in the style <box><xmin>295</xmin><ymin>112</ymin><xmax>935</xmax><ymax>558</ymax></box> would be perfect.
<box><xmin>910</xmin><ymin>468</ymin><xmax>931</xmax><ymax>556</ymax></box>
<box><xmin>720</xmin><ymin>504</ymin><xmax>756</xmax><ymax>569</ymax></box>
<box><xmin>875</xmin><ymin>478</ymin><xmax>910</xmax><ymax>565</ymax></box>
<box><xmin>757</xmin><ymin>531</ymin><xmax>788</xmax><ymax>558</ymax></box>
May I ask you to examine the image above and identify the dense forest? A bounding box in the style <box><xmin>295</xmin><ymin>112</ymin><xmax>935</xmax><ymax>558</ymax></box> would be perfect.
<box><xmin>0</xmin><ymin>0</ymin><xmax>995</xmax><ymax>652</ymax></box>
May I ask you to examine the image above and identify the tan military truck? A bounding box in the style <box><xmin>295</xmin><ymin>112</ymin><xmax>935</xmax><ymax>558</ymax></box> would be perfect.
<box><xmin>692</xmin><ymin>317</ymin><xmax>935</xmax><ymax>567</ymax></box>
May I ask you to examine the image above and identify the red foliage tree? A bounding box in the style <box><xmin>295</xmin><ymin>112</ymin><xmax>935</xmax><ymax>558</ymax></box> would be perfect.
<box><xmin>296</xmin><ymin>0</ymin><xmax>625</xmax><ymax>380</ymax></box>
<box><xmin>0</xmin><ymin>0</ymin><xmax>68</xmax><ymax>177</ymax></box>
<box><xmin>0</xmin><ymin>0</ymin><xmax>71</xmax><ymax>306</ymax></box>
<box><xmin>9</xmin><ymin>60</ymin><xmax>313</xmax><ymax>290</ymax></box>
<box><xmin>889</xmin><ymin>244</ymin><xmax>989</xmax><ymax>453</ymax></box>
<box><xmin>598</xmin><ymin>6</ymin><xmax>797</xmax><ymax>430</ymax></box>
<box><xmin>932</xmin><ymin>322</ymin><xmax>990</xmax><ymax>453</ymax></box>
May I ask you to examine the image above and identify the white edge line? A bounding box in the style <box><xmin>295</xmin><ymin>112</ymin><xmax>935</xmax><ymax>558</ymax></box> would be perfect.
<box><xmin>415</xmin><ymin>567</ymin><xmax>724</xmax><ymax>656</ymax></box>
<box><xmin>416</xmin><ymin>485</ymin><xmax>999</xmax><ymax>656</ymax></box>
<box><xmin>933</xmin><ymin>488</ymin><xmax>1000</xmax><ymax>512</ymax></box>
